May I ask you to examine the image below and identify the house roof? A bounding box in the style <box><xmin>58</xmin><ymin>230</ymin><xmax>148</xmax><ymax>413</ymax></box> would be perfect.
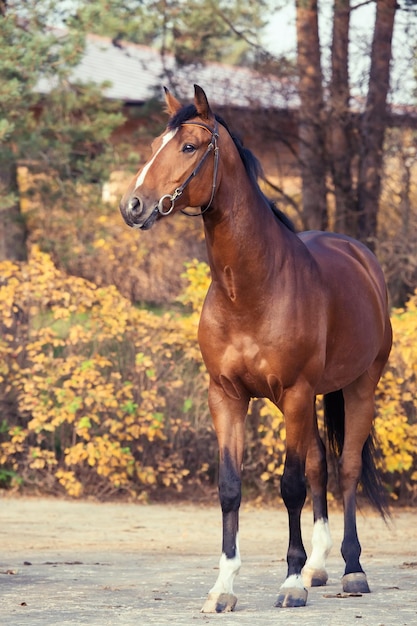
<box><xmin>38</xmin><ymin>33</ymin><xmax>299</xmax><ymax>110</ymax></box>
<box><xmin>35</xmin><ymin>32</ymin><xmax>417</xmax><ymax>120</ymax></box>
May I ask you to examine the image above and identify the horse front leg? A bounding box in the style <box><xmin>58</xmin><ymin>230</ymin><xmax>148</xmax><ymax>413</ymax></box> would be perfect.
<box><xmin>275</xmin><ymin>391</ymin><xmax>314</xmax><ymax>608</ymax></box>
<box><xmin>201</xmin><ymin>378</ymin><xmax>249</xmax><ymax>614</ymax></box>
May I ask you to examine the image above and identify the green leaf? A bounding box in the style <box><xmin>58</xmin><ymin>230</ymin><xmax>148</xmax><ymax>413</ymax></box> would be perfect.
<box><xmin>77</xmin><ymin>416</ymin><xmax>92</xmax><ymax>430</ymax></box>
<box><xmin>182</xmin><ymin>398</ymin><xmax>193</xmax><ymax>413</ymax></box>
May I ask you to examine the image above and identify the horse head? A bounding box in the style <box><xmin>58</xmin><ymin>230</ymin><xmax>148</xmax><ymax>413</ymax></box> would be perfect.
<box><xmin>119</xmin><ymin>85</ymin><xmax>220</xmax><ymax>230</ymax></box>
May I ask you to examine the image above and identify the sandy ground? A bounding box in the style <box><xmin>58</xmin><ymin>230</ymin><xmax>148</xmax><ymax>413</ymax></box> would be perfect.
<box><xmin>0</xmin><ymin>497</ymin><xmax>416</xmax><ymax>626</ymax></box>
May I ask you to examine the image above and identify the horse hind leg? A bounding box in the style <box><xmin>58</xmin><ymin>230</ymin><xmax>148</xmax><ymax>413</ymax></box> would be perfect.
<box><xmin>302</xmin><ymin>416</ymin><xmax>333</xmax><ymax>588</ymax></box>
<box><xmin>338</xmin><ymin>374</ymin><xmax>388</xmax><ymax>594</ymax></box>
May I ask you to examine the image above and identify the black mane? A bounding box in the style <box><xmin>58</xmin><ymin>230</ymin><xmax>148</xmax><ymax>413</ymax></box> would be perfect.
<box><xmin>167</xmin><ymin>105</ymin><xmax>296</xmax><ymax>232</ymax></box>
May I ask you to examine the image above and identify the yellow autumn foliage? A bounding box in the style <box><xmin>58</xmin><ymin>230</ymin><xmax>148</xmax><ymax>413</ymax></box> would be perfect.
<box><xmin>0</xmin><ymin>250</ymin><xmax>416</xmax><ymax>503</ymax></box>
<box><xmin>375</xmin><ymin>293</ymin><xmax>417</xmax><ymax>499</ymax></box>
<box><xmin>0</xmin><ymin>247</ymin><xmax>210</xmax><ymax>498</ymax></box>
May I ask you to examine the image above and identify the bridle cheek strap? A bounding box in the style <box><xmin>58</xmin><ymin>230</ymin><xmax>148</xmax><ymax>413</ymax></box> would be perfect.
<box><xmin>157</xmin><ymin>121</ymin><xmax>219</xmax><ymax>217</ymax></box>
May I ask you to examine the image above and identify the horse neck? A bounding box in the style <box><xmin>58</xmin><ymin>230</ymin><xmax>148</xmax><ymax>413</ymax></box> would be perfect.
<box><xmin>202</xmin><ymin>173</ymin><xmax>296</xmax><ymax>294</ymax></box>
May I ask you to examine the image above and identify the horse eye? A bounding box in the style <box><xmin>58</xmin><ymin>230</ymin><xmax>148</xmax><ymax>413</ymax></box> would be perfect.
<box><xmin>182</xmin><ymin>143</ymin><xmax>196</xmax><ymax>154</ymax></box>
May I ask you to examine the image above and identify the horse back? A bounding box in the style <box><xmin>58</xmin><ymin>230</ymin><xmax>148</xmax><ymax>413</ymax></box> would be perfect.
<box><xmin>300</xmin><ymin>230</ymin><xmax>388</xmax><ymax>309</ymax></box>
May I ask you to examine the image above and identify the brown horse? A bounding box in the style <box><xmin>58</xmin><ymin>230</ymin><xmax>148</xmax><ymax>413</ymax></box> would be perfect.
<box><xmin>119</xmin><ymin>85</ymin><xmax>392</xmax><ymax>612</ymax></box>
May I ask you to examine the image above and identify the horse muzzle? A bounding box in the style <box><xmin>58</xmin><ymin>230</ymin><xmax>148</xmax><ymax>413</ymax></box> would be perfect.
<box><xmin>119</xmin><ymin>195</ymin><xmax>159</xmax><ymax>230</ymax></box>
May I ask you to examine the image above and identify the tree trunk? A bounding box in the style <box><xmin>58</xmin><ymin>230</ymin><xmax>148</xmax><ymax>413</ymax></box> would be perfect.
<box><xmin>295</xmin><ymin>0</ymin><xmax>328</xmax><ymax>230</ymax></box>
<box><xmin>356</xmin><ymin>0</ymin><xmax>397</xmax><ymax>250</ymax></box>
<box><xmin>0</xmin><ymin>160</ymin><xmax>27</xmax><ymax>261</ymax></box>
<box><xmin>329</xmin><ymin>0</ymin><xmax>356</xmax><ymax>235</ymax></box>
<box><xmin>0</xmin><ymin>4</ymin><xmax>26</xmax><ymax>261</ymax></box>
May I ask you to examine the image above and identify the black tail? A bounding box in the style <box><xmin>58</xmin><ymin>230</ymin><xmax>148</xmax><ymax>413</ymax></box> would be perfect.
<box><xmin>323</xmin><ymin>390</ymin><xmax>389</xmax><ymax>520</ymax></box>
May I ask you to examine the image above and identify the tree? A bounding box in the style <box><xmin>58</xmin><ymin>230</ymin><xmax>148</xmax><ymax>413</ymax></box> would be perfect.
<box><xmin>356</xmin><ymin>0</ymin><xmax>397</xmax><ymax>248</ymax></box>
<box><xmin>69</xmin><ymin>0</ymin><xmax>272</xmax><ymax>67</ymax></box>
<box><xmin>296</xmin><ymin>0</ymin><xmax>398</xmax><ymax>245</ymax></box>
<box><xmin>295</xmin><ymin>0</ymin><xmax>328</xmax><ymax>230</ymax></box>
<box><xmin>0</xmin><ymin>4</ymin><xmax>58</xmax><ymax>261</ymax></box>
<box><xmin>328</xmin><ymin>0</ymin><xmax>354</xmax><ymax>234</ymax></box>
<box><xmin>0</xmin><ymin>1</ymin><xmax>123</xmax><ymax>261</ymax></box>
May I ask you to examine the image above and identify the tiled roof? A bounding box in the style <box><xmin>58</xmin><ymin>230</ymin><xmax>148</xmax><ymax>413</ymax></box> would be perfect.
<box><xmin>38</xmin><ymin>33</ymin><xmax>299</xmax><ymax>109</ymax></box>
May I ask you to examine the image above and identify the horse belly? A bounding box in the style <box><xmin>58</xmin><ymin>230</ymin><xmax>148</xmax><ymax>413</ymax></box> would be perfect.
<box><xmin>301</xmin><ymin>231</ymin><xmax>391</xmax><ymax>394</ymax></box>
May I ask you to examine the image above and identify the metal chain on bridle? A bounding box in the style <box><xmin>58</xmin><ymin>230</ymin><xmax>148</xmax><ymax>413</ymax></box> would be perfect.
<box><xmin>157</xmin><ymin>120</ymin><xmax>220</xmax><ymax>218</ymax></box>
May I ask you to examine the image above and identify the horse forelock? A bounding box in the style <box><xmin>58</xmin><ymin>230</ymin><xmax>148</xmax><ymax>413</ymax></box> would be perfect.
<box><xmin>167</xmin><ymin>105</ymin><xmax>264</xmax><ymax>185</ymax></box>
<box><xmin>167</xmin><ymin>104</ymin><xmax>198</xmax><ymax>130</ymax></box>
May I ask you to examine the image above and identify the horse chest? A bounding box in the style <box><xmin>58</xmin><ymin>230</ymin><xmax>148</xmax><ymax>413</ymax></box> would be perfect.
<box><xmin>208</xmin><ymin>333</ymin><xmax>286</xmax><ymax>403</ymax></box>
<box><xmin>199</xmin><ymin>276</ymin><xmax>325</xmax><ymax>402</ymax></box>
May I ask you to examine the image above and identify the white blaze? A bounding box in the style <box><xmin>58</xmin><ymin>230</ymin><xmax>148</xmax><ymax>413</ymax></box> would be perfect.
<box><xmin>135</xmin><ymin>128</ymin><xmax>178</xmax><ymax>188</ymax></box>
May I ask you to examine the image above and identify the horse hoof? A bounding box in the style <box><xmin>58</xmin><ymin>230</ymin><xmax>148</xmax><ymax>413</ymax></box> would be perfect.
<box><xmin>342</xmin><ymin>572</ymin><xmax>370</xmax><ymax>594</ymax></box>
<box><xmin>302</xmin><ymin>566</ymin><xmax>328</xmax><ymax>587</ymax></box>
<box><xmin>274</xmin><ymin>586</ymin><xmax>308</xmax><ymax>608</ymax></box>
<box><xmin>201</xmin><ymin>592</ymin><xmax>237</xmax><ymax>613</ymax></box>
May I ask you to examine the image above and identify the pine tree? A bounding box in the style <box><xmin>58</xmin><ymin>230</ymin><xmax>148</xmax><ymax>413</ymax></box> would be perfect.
<box><xmin>0</xmin><ymin>1</ymin><xmax>123</xmax><ymax>260</ymax></box>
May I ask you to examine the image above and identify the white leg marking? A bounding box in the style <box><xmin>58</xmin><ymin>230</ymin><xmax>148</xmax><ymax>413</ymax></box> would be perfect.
<box><xmin>209</xmin><ymin>535</ymin><xmax>241</xmax><ymax>595</ymax></box>
<box><xmin>305</xmin><ymin>518</ymin><xmax>333</xmax><ymax>572</ymax></box>
<box><xmin>280</xmin><ymin>573</ymin><xmax>305</xmax><ymax>590</ymax></box>
<box><xmin>135</xmin><ymin>129</ymin><xmax>177</xmax><ymax>188</ymax></box>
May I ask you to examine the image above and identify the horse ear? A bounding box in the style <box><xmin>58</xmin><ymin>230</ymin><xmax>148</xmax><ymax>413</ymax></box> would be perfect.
<box><xmin>164</xmin><ymin>87</ymin><xmax>182</xmax><ymax>115</ymax></box>
<box><xmin>194</xmin><ymin>84</ymin><xmax>213</xmax><ymax>120</ymax></box>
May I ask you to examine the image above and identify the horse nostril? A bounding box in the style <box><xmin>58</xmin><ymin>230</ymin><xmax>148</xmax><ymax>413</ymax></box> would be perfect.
<box><xmin>129</xmin><ymin>196</ymin><xmax>143</xmax><ymax>217</ymax></box>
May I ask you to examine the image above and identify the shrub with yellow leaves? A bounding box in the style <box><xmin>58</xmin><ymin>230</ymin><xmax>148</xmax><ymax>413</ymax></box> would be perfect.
<box><xmin>0</xmin><ymin>248</ymin><xmax>210</xmax><ymax>498</ymax></box>
<box><xmin>0</xmin><ymin>251</ymin><xmax>416</xmax><ymax>503</ymax></box>
<box><xmin>375</xmin><ymin>291</ymin><xmax>417</xmax><ymax>502</ymax></box>
<box><xmin>18</xmin><ymin>167</ymin><xmax>206</xmax><ymax>308</ymax></box>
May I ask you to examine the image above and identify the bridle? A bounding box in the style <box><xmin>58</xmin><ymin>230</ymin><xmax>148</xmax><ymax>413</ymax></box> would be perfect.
<box><xmin>157</xmin><ymin>120</ymin><xmax>219</xmax><ymax>218</ymax></box>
